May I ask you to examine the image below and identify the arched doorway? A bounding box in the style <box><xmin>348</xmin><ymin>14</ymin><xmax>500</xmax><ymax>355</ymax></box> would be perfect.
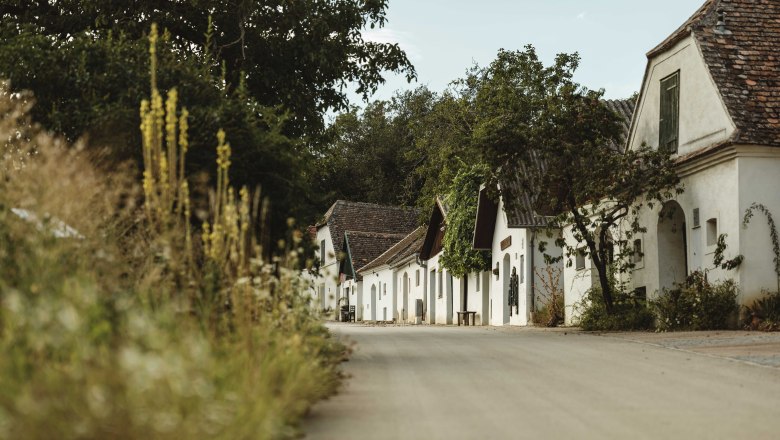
<box><xmin>502</xmin><ymin>253</ymin><xmax>511</xmax><ymax>324</ymax></box>
<box><xmin>402</xmin><ymin>272</ymin><xmax>409</xmax><ymax>322</ymax></box>
<box><xmin>370</xmin><ymin>284</ymin><xmax>377</xmax><ymax>321</ymax></box>
<box><xmin>658</xmin><ymin>201</ymin><xmax>688</xmax><ymax>291</ymax></box>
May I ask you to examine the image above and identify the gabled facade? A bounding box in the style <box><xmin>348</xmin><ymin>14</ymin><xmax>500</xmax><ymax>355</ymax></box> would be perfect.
<box><xmin>624</xmin><ymin>0</ymin><xmax>780</xmax><ymax>306</ymax></box>
<box><xmin>473</xmin><ymin>176</ymin><xmax>563</xmax><ymax>326</ymax></box>
<box><xmin>420</xmin><ymin>198</ymin><xmax>489</xmax><ymax>325</ymax></box>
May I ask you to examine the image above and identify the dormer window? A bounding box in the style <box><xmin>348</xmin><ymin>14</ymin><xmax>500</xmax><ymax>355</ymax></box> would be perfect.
<box><xmin>659</xmin><ymin>71</ymin><xmax>680</xmax><ymax>153</ymax></box>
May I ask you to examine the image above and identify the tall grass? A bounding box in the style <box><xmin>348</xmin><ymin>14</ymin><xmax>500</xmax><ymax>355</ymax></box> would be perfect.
<box><xmin>0</xmin><ymin>25</ymin><xmax>343</xmax><ymax>439</ymax></box>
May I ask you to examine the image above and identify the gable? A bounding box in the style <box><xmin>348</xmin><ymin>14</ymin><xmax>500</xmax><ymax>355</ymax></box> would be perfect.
<box><xmin>419</xmin><ymin>203</ymin><xmax>446</xmax><ymax>260</ymax></box>
<box><xmin>629</xmin><ymin>34</ymin><xmax>735</xmax><ymax>156</ymax></box>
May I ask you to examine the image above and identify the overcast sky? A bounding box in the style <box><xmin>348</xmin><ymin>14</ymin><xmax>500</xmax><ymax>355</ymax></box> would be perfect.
<box><xmin>354</xmin><ymin>0</ymin><xmax>704</xmax><ymax>106</ymax></box>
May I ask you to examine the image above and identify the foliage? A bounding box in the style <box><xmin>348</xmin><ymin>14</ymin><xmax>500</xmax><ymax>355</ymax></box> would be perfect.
<box><xmin>652</xmin><ymin>271</ymin><xmax>739</xmax><ymax>331</ymax></box>
<box><xmin>533</xmin><ymin>267</ymin><xmax>565</xmax><ymax>327</ymax></box>
<box><xmin>479</xmin><ymin>46</ymin><xmax>685</xmax><ymax>315</ymax></box>
<box><xmin>743</xmin><ymin>291</ymin><xmax>780</xmax><ymax>331</ymax></box>
<box><xmin>0</xmin><ymin>30</ymin><xmax>344</xmax><ymax>439</ymax></box>
<box><xmin>743</xmin><ymin>202</ymin><xmax>780</xmax><ymax>291</ymax></box>
<box><xmin>439</xmin><ymin>163</ymin><xmax>492</xmax><ymax>277</ymax></box>
<box><xmin>313</xmin><ymin>87</ymin><xmax>436</xmax><ymax>207</ymax></box>
<box><xmin>576</xmin><ymin>287</ymin><xmax>655</xmax><ymax>331</ymax></box>
<box><xmin>0</xmin><ymin>0</ymin><xmax>415</xmax><ymax>137</ymax></box>
<box><xmin>713</xmin><ymin>233</ymin><xmax>743</xmax><ymax>270</ymax></box>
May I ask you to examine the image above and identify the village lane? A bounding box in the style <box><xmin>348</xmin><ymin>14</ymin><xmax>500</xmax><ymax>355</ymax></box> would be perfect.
<box><xmin>304</xmin><ymin>323</ymin><xmax>780</xmax><ymax>439</ymax></box>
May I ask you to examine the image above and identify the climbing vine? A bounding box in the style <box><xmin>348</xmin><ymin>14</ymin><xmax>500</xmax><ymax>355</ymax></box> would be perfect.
<box><xmin>439</xmin><ymin>163</ymin><xmax>491</xmax><ymax>277</ymax></box>
<box><xmin>713</xmin><ymin>233</ymin><xmax>743</xmax><ymax>271</ymax></box>
<box><xmin>743</xmin><ymin>202</ymin><xmax>780</xmax><ymax>290</ymax></box>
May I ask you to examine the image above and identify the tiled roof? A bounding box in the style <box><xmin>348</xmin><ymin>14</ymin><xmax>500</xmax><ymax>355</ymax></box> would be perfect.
<box><xmin>318</xmin><ymin>200</ymin><xmax>420</xmax><ymax>255</ymax></box>
<box><xmin>650</xmin><ymin>0</ymin><xmax>780</xmax><ymax>147</ymax></box>
<box><xmin>501</xmin><ymin>98</ymin><xmax>635</xmax><ymax>227</ymax></box>
<box><xmin>358</xmin><ymin>227</ymin><xmax>425</xmax><ymax>273</ymax></box>
<box><xmin>343</xmin><ymin>231</ymin><xmax>408</xmax><ymax>280</ymax></box>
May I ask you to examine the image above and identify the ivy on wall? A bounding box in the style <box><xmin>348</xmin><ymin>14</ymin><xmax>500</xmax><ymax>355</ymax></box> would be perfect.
<box><xmin>743</xmin><ymin>202</ymin><xmax>780</xmax><ymax>290</ymax></box>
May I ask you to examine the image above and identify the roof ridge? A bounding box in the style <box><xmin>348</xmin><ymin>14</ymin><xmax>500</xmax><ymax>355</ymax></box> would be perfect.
<box><xmin>646</xmin><ymin>0</ymin><xmax>717</xmax><ymax>58</ymax></box>
<box><xmin>357</xmin><ymin>226</ymin><xmax>425</xmax><ymax>273</ymax></box>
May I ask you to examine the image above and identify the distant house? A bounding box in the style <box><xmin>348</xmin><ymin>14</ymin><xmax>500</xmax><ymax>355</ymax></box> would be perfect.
<box><xmin>473</xmin><ymin>171</ymin><xmax>563</xmax><ymax>326</ymax></box>
<box><xmin>357</xmin><ymin>227</ymin><xmax>426</xmax><ymax>323</ymax></box>
<box><xmin>310</xmin><ymin>200</ymin><xmax>418</xmax><ymax>316</ymax></box>
<box><xmin>621</xmin><ymin>0</ymin><xmax>780</xmax><ymax>307</ymax></box>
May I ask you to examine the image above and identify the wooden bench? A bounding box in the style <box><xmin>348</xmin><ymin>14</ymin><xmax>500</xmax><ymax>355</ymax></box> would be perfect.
<box><xmin>456</xmin><ymin>311</ymin><xmax>477</xmax><ymax>326</ymax></box>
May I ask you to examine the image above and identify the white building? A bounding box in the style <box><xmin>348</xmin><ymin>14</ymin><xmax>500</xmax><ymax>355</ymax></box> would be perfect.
<box><xmin>473</xmin><ymin>178</ymin><xmax>563</xmax><ymax>326</ymax></box>
<box><xmin>623</xmin><ymin>0</ymin><xmax>780</xmax><ymax>307</ymax></box>
<box><xmin>309</xmin><ymin>200</ymin><xmax>419</xmax><ymax>318</ymax></box>
<box><xmin>418</xmin><ymin>198</ymin><xmax>489</xmax><ymax>325</ymax></box>
<box><xmin>358</xmin><ymin>227</ymin><xmax>427</xmax><ymax>324</ymax></box>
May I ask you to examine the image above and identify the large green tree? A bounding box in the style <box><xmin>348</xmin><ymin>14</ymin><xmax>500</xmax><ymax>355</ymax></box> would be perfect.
<box><xmin>0</xmin><ymin>0</ymin><xmax>415</xmax><ymax>238</ymax></box>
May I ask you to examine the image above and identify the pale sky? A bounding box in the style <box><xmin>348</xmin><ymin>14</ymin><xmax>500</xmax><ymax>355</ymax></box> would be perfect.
<box><xmin>355</xmin><ymin>0</ymin><xmax>705</xmax><ymax>104</ymax></box>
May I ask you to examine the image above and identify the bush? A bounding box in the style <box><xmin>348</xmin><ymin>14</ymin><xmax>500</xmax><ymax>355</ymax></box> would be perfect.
<box><xmin>744</xmin><ymin>291</ymin><xmax>780</xmax><ymax>331</ymax></box>
<box><xmin>652</xmin><ymin>271</ymin><xmax>739</xmax><ymax>331</ymax></box>
<box><xmin>533</xmin><ymin>267</ymin><xmax>565</xmax><ymax>327</ymax></box>
<box><xmin>577</xmin><ymin>287</ymin><xmax>655</xmax><ymax>331</ymax></box>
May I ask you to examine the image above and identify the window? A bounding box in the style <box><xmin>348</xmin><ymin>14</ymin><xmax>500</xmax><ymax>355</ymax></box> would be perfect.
<box><xmin>659</xmin><ymin>71</ymin><xmax>680</xmax><ymax>153</ymax></box>
<box><xmin>476</xmin><ymin>272</ymin><xmax>481</xmax><ymax>291</ymax></box>
<box><xmin>692</xmin><ymin>208</ymin><xmax>701</xmax><ymax>228</ymax></box>
<box><xmin>383</xmin><ymin>284</ymin><xmax>387</xmax><ymax>297</ymax></box>
<box><xmin>320</xmin><ymin>239</ymin><xmax>326</xmax><ymax>263</ymax></box>
<box><xmin>633</xmin><ymin>287</ymin><xmax>647</xmax><ymax>303</ymax></box>
<box><xmin>707</xmin><ymin>218</ymin><xmax>718</xmax><ymax>247</ymax></box>
<box><xmin>575</xmin><ymin>248</ymin><xmax>586</xmax><ymax>271</ymax></box>
<box><xmin>633</xmin><ymin>239</ymin><xmax>643</xmax><ymax>264</ymax></box>
<box><xmin>519</xmin><ymin>255</ymin><xmax>525</xmax><ymax>283</ymax></box>
<box><xmin>416</xmin><ymin>270</ymin><xmax>420</xmax><ymax>286</ymax></box>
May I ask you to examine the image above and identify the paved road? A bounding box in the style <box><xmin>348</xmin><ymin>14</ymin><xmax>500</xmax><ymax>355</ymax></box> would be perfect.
<box><xmin>304</xmin><ymin>323</ymin><xmax>780</xmax><ymax>439</ymax></box>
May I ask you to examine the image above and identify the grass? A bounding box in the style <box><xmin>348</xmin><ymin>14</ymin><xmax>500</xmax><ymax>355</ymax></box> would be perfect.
<box><xmin>0</xmin><ymin>26</ymin><xmax>344</xmax><ymax>440</ymax></box>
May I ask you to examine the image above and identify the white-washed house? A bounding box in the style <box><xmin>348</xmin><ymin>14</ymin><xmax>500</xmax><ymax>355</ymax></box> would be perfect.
<box><xmin>621</xmin><ymin>0</ymin><xmax>780</xmax><ymax>307</ymax></box>
<box><xmin>358</xmin><ymin>227</ymin><xmax>427</xmax><ymax>324</ymax></box>
<box><xmin>473</xmin><ymin>176</ymin><xmax>563</xmax><ymax>326</ymax></box>
<box><xmin>309</xmin><ymin>200</ymin><xmax>419</xmax><ymax>318</ymax></box>
<box><xmin>418</xmin><ymin>198</ymin><xmax>488</xmax><ymax>325</ymax></box>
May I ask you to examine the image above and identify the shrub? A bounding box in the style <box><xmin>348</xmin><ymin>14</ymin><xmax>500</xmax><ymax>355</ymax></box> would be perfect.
<box><xmin>533</xmin><ymin>267</ymin><xmax>565</xmax><ymax>327</ymax></box>
<box><xmin>652</xmin><ymin>271</ymin><xmax>739</xmax><ymax>331</ymax></box>
<box><xmin>743</xmin><ymin>291</ymin><xmax>780</xmax><ymax>331</ymax></box>
<box><xmin>577</xmin><ymin>287</ymin><xmax>655</xmax><ymax>331</ymax></box>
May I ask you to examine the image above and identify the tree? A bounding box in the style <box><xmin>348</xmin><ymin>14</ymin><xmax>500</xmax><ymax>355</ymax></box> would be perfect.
<box><xmin>0</xmin><ymin>1</ymin><xmax>416</xmax><ymax>239</ymax></box>
<box><xmin>474</xmin><ymin>47</ymin><xmax>682</xmax><ymax>314</ymax></box>
<box><xmin>0</xmin><ymin>0</ymin><xmax>416</xmax><ymax>137</ymax></box>
<box><xmin>439</xmin><ymin>163</ymin><xmax>491</xmax><ymax>277</ymax></box>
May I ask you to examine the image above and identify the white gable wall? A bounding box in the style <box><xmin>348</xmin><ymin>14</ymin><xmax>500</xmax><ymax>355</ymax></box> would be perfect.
<box><xmin>630</xmin><ymin>35</ymin><xmax>735</xmax><ymax>156</ymax></box>
<box><xmin>314</xmin><ymin>225</ymin><xmax>340</xmax><ymax>313</ymax></box>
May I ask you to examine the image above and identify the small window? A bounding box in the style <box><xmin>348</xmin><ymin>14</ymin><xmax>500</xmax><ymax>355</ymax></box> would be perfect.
<box><xmin>494</xmin><ymin>262</ymin><xmax>500</xmax><ymax>280</ymax></box>
<box><xmin>519</xmin><ymin>255</ymin><xmax>525</xmax><ymax>283</ymax></box>
<box><xmin>416</xmin><ymin>270</ymin><xmax>420</xmax><ymax>286</ymax></box>
<box><xmin>320</xmin><ymin>239</ymin><xmax>326</xmax><ymax>263</ymax></box>
<box><xmin>383</xmin><ymin>284</ymin><xmax>387</xmax><ymax>297</ymax></box>
<box><xmin>634</xmin><ymin>287</ymin><xmax>647</xmax><ymax>303</ymax></box>
<box><xmin>692</xmin><ymin>208</ymin><xmax>700</xmax><ymax>228</ymax></box>
<box><xmin>706</xmin><ymin>218</ymin><xmax>718</xmax><ymax>246</ymax></box>
<box><xmin>476</xmin><ymin>272</ymin><xmax>481</xmax><ymax>291</ymax></box>
<box><xmin>575</xmin><ymin>248</ymin><xmax>586</xmax><ymax>271</ymax></box>
<box><xmin>438</xmin><ymin>270</ymin><xmax>443</xmax><ymax>298</ymax></box>
<box><xmin>660</xmin><ymin>71</ymin><xmax>680</xmax><ymax>153</ymax></box>
<box><xmin>633</xmin><ymin>239</ymin><xmax>643</xmax><ymax>264</ymax></box>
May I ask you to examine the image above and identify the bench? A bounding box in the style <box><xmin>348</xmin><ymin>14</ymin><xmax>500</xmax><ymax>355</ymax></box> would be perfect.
<box><xmin>456</xmin><ymin>311</ymin><xmax>477</xmax><ymax>326</ymax></box>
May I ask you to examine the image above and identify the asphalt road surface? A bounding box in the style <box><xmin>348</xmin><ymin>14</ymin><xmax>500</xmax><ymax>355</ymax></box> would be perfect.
<box><xmin>304</xmin><ymin>323</ymin><xmax>780</xmax><ymax>439</ymax></box>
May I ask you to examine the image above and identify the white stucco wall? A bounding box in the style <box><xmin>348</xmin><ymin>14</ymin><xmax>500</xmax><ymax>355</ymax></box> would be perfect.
<box><xmin>489</xmin><ymin>198</ymin><xmax>563</xmax><ymax>326</ymax></box>
<box><xmin>343</xmin><ymin>278</ymin><xmax>363</xmax><ymax>321</ymax></box>
<box><xmin>562</xmin><ymin>224</ymin><xmax>597</xmax><ymax>325</ymax></box>
<box><xmin>313</xmin><ymin>225</ymin><xmax>340</xmax><ymax>314</ymax></box>
<box><xmin>630</xmin><ymin>34</ymin><xmax>735</xmax><ymax>157</ymax></box>
<box><xmin>393</xmin><ymin>260</ymin><xmax>428</xmax><ymax>324</ymax></box>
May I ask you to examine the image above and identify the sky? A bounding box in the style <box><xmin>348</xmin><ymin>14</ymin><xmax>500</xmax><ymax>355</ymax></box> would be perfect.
<box><xmin>353</xmin><ymin>0</ymin><xmax>705</xmax><ymax>106</ymax></box>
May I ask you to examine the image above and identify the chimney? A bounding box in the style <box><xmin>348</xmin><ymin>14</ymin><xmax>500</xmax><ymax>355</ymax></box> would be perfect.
<box><xmin>714</xmin><ymin>9</ymin><xmax>733</xmax><ymax>35</ymax></box>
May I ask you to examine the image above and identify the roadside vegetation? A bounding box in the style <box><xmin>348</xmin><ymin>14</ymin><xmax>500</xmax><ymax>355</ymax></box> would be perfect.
<box><xmin>0</xmin><ymin>26</ymin><xmax>344</xmax><ymax>438</ymax></box>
